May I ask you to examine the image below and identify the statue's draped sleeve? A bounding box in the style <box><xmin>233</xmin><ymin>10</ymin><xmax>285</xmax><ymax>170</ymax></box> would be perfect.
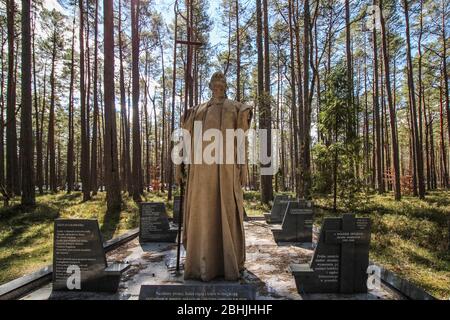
<box><xmin>237</xmin><ymin>103</ymin><xmax>253</xmax><ymax>187</ymax></box>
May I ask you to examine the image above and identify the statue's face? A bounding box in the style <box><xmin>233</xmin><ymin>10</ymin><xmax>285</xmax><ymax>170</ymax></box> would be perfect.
<box><xmin>211</xmin><ymin>81</ymin><xmax>226</xmax><ymax>98</ymax></box>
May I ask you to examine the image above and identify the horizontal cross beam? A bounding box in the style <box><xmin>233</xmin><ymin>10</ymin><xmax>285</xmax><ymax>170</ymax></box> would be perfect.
<box><xmin>175</xmin><ymin>39</ymin><xmax>204</xmax><ymax>46</ymax></box>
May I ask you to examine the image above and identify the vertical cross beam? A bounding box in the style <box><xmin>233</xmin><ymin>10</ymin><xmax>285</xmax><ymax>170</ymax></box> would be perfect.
<box><xmin>339</xmin><ymin>214</ymin><xmax>356</xmax><ymax>293</ymax></box>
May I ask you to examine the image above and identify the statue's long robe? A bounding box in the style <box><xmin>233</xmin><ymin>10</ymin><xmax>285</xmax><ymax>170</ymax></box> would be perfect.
<box><xmin>179</xmin><ymin>98</ymin><xmax>252</xmax><ymax>281</ymax></box>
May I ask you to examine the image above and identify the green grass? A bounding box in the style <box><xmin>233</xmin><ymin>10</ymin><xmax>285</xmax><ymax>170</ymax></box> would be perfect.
<box><xmin>0</xmin><ymin>190</ymin><xmax>449</xmax><ymax>300</ymax></box>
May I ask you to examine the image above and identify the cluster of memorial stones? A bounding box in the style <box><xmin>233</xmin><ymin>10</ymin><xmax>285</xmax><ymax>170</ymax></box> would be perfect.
<box><xmin>51</xmin><ymin>194</ymin><xmax>372</xmax><ymax>299</ymax></box>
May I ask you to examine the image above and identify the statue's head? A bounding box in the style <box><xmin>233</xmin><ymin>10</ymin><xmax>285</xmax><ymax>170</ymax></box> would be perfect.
<box><xmin>209</xmin><ymin>71</ymin><xmax>227</xmax><ymax>98</ymax></box>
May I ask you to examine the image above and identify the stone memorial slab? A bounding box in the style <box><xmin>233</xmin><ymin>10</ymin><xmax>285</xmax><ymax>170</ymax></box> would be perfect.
<box><xmin>291</xmin><ymin>213</ymin><xmax>371</xmax><ymax>294</ymax></box>
<box><xmin>264</xmin><ymin>195</ymin><xmax>292</xmax><ymax>224</ymax></box>
<box><xmin>139</xmin><ymin>202</ymin><xmax>177</xmax><ymax>242</ymax></box>
<box><xmin>139</xmin><ymin>284</ymin><xmax>256</xmax><ymax>300</ymax></box>
<box><xmin>173</xmin><ymin>196</ymin><xmax>182</xmax><ymax>224</ymax></box>
<box><xmin>53</xmin><ymin>219</ymin><xmax>129</xmax><ymax>292</ymax></box>
<box><xmin>271</xmin><ymin>200</ymin><xmax>313</xmax><ymax>242</ymax></box>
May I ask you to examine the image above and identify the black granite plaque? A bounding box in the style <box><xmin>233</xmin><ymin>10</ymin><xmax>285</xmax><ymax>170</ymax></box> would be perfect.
<box><xmin>264</xmin><ymin>195</ymin><xmax>292</xmax><ymax>224</ymax></box>
<box><xmin>52</xmin><ymin>219</ymin><xmax>129</xmax><ymax>292</ymax></box>
<box><xmin>291</xmin><ymin>213</ymin><xmax>371</xmax><ymax>294</ymax></box>
<box><xmin>271</xmin><ymin>200</ymin><xmax>314</xmax><ymax>242</ymax></box>
<box><xmin>139</xmin><ymin>202</ymin><xmax>177</xmax><ymax>242</ymax></box>
<box><xmin>173</xmin><ymin>196</ymin><xmax>182</xmax><ymax>224</ymax></box>
<box><xmin>139</xmin><ymin>284</ymin><xmax>256</xmax><ymax>300</ymax></box>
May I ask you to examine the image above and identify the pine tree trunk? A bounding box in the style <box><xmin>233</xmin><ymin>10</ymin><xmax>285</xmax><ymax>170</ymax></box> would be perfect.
<box><xmin>288</xmin><ymin>0</ymin><xmax>299</xmax><ymax>197</ymax></box>
<box><xmin>91</xmin><ymin>0</ymin><xmax>99</xmax><ymax>195</ymax></box>
<box><xmin>6</xmin><ymin>0</ymin><xmax>18</xmax><ymax>196</ymax></box>
<box><xmin>0</xmin><ymin>25</ymin><xmax>5</xmax><ymax>188</ymax></box>
<box><xmin>79</xmin><ymin>0</ymin><xmax>91</xmax><ymax>201</ymax></box>
<box><xmin>67</xmin><ymin>14</ymin><xmax>76</xmax><ymax>194</ymax></box>
<box><xmin>380</xmin><ymin>0</ymin><xmax>401</xmax><ymax>200</ymax></box>
<box><xmin>235</xmin><ymin>0</ymin><xmax>241</xmax><ymax>102</ymax></box>
<box><xmin>302</xmin><ymin>0</ymin><xmax>312</xmax><ymax>199</ymax></box>
<box><xmin>48</xmin><ymin>31</ymin><xmax>57</xmax><ymax>193</ymax></box>
<box><xmin>168</xmin><ymin>5</ymin><xmax>178</xmax><ymax>201</ymax></box>
<box><xmin>20</xmin><ymin>0</ymin><xmax>35</xmax><ymax>205</ymax></box>
<box><xmin>104</xmin><ymin>0</ymin><xmax>121</xmax><ymax>211</ymax></box>
<box><xmin>404</xmin><ymin>0</ymin><xmax>425</xmax><ymax>198</ymax></box>
<box><xmin>118</xmin><ymin>0</ymin><xmax>132</xmax><ymax>195</ymax></box>
<box><xmin>131</xmin><ymin>0</ymin><xmax>142</xmax><ymax>201</ymax></box>
<box><xmin>439</xmin><ymin>73</ymin><xmax>449</xmax><ymax>188</ymax></box>
<box><xmin>372</xmin><ymin>5</ymin><xmax>384</xmax><ymax>194</ymax></box>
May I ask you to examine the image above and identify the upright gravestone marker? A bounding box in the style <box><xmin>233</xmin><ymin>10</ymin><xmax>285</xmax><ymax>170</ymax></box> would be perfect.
<box><xmin>271</xmin><ymin>200</ymin><xmax>313</xmax><ymax>242</ymax></box>
<box><xmin>264</xmin><ymin>195</ymin><xmax>291</xmax><ymax>224</ymax></box>
<box><xmin>291</xmin><ymin>214</ymin><xmax>371</xmax><ymax>294</ymax></box>
<box><xmin>139</xmin><ymin>202</ymin><xmax>177</xmax><ymax>242</ymax></box>
<box><xmin>53</xmin><ymin>219</ymin><xmax>129</xmax><ymax>292</ymax></box>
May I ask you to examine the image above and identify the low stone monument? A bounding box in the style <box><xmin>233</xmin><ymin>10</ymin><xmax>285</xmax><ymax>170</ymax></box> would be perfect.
<box><xmin>271</xmin><ymin>200</ymin><xmax>313</xmax><ymax>242</ymax></box>
<box><xmin>139</xmin><ymin>202</ymin><xmax>178</xmax><ymax>243</ymax></box>
<box><xmin>291</xmin><ymin>214</ymin><xmax>371</xmax><ymax>294</ymax></box>
<box><xmin>52</xmin><ymin>219</ymin><xmax>129</xmax><ymax>292</ymax></box>
<box><xmin>264</xmin><ymin>195</ymin><xmax>292</xmax><ymax>224</ymax></box>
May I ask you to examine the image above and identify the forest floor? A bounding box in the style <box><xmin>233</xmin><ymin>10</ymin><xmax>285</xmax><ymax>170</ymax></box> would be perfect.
<box><xmin>0</xmin><ymin>190</ymin><xmax>449</xmax><ymax>299</ymax></box>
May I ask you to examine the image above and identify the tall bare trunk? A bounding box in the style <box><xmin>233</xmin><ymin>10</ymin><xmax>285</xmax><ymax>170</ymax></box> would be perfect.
<box><xmin>48</xmin><ymin>29</ymin><xmax>57</xmax><ymax>193</ymax></box>
<box><xmin>131</xmin><ymin>0</ymin><xmax>142</xmax><ymax>200</ymax></box>
<box><xmin>380</xmin><ymin>0</ymin><xmax>401</xmax><ymax>200</ymax></box>
<box><xmin>67</xmin><ymin>13</ymin><xmax>76</xmax><ymax>193</ymax></box>
<box><xmin>79</xmin><ymin>0</ymin><xmax>91</xmax><ymax>200</ymax></box>
<box><xmin>6</xmin><ymin>0</ymin><xmax>18</xmax><ymax>196</ymax></box>
<box><xmin>404</xmin><ymin>0</ymin><xmax>425</xmax><ymax>198</ymax></box>
<box><xmin>91</xmin><ymin>0</ymin><xmax>99</xmax><ymax>195</ymax></box>
<box><xmin>20</xmin><ymin>0</ymin><xmax>35</xmax><ymax>205</ymax></box>
<box><xmin>372</xmin><ymin>3</ymin><xmax>383</xmax><ymax>193</ymax></box>
<box><xmin>104</xmin><ymin>0</ymin><xmax>121</xmax><ymax>211</ymax></box>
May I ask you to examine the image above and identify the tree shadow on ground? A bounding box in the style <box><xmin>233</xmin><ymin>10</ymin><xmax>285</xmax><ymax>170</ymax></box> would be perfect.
<box><xmin>100</xmin><ymin>207</ymin><xmax>122</xmax><ymax>241</ymax></box>
<box><xmin>55</xmin><ymin>192</ymin><xmax>82</xmax><ymax>203</ymax></box>
<box><xmin>0</xmin><ymin>203</ymin><xmax>60</xmax><ymax>224</ymax></box>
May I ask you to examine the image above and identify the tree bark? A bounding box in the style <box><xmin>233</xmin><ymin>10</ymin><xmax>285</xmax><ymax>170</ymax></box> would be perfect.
<box><xmin>118</xmin><ymin>0</ymin><xmax>132</xmax><ymax>195</ymax></box>
<box><xmin>379</xmin><ymin>0</ymin><xmax>401</xmax><ymax>200</ymax></box>
<box><xmin>235</xmin><ymin>0</ymin><xmax>241</xmax><ymax>101</ymax></box>
<box><xmin>372</xmin><ymin>2</ymin><xmax>383</xmax><ymax>194</ymax></box>
<box><xmin>104</xmin><ymin>0</ymin><xmax>121</xmax><ymax>211</ymax></box>
<box><xmin>20</xmin><ymin>0</ymin><xmax>35</xmax><ymax>205</ymax></box>
<box><xmin>0</xmin><ymin>24</ymin><xmax>5</xmax><ymax>188</ymax></box>
<box><xmin>80</xmin><ymin>0</ymin><xmax>91</xmax><ymax>200</ymax></box>
<box><xmin>6</xmin><ymin>0</ymin><xmax>18</xmax><ymax>196</ymax></box>
<box><xmin>288</xmin><ymin>0</ymin><xmax>299</xmax><ymax>197</ymax></box>
<box><xmin>168</xmin><ymin>3</ymin><xmax>178</xmax><ymax>201</ymax></box>
<box><xmin>67</xmin><ymin>13</ymin><xmax>76</xmax><ymax>194</ymax></box>
<box><xmin>403</xmin><ymin>0</ymin><xmax>425</xmax><ymax>198</ymax></box>
<box><xmin>48</xmin><ymin>24</ymin><xmax>57</xmax><ymax>193</ymax></box>
<box><xmin>259</xmin><ymin>0</ymin><xmax>273</xmax><ymax>204</ymax></box>
<box><xmin>131</xmin><ymin>0</ymin><xmax>142</xmax><ymax>201</ymax></box>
